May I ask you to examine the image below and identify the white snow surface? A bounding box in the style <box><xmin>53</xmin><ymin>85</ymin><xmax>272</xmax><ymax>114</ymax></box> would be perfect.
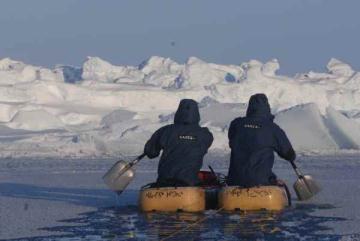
<box><xmin>0</xmin><ymin>56</ymin><xmax>360</xmax><ymax>157</ymax></box>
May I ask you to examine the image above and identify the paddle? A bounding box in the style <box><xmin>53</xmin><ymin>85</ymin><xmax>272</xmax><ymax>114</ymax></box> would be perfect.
<box><xmin>103</xmin><ymin>153</ymin><xmax>146</xmax><ymax>194</ymax></box>
<box><xmin>290</xmin><ymin>160</ymin><xmax>321</xmax><ymax>201</ymax></box>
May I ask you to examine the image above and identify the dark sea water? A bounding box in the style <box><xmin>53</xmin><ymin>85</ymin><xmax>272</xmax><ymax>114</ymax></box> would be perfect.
<box><xmin>19</xmin><ymin>204</ymin><xmax>348</xmax><ymax>241</ymax></box>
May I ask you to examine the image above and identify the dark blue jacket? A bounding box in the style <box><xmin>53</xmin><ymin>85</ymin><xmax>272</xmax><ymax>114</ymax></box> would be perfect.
<box><xmin>227</xmin><ymin>94</ymin><xmax>296</xmax><ymax>187</ymax></box>
<box><xmin>144</xmin><ymin>99</ymin><xmax>214</xmax><ymax>186</ymax></box>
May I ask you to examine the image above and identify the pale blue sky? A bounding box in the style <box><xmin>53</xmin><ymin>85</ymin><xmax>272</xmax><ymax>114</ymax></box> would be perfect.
<box><xmin>0</xmin><ymin>0</ymin><xmax>359</xmax><ymax>74</ymax></box>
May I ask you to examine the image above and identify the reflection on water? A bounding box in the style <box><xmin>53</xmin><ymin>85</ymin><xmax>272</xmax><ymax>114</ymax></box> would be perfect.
<box><xmin>22</xmin><ymin>204</ymin><xmax>346</xmax><ymax>241</ymax></box>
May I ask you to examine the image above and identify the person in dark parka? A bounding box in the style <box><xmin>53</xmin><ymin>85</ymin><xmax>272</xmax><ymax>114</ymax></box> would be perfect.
<box><xmin>227</xmin><ymin>93</ymin><xmax>296</xmax><ymax>187</ymax></box>
<box><xmin>144</xmin><ymin>99</ymin><xmax>214</xmax><ymax>186</ymax></box>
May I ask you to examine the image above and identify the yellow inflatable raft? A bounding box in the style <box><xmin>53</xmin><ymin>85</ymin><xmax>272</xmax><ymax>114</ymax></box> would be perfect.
<box><xmin>139</xmin><ymin>187</ymin><xmax>206</xmax><ymax>212</ymax></box>
<box><xmin>219</xmin><ymin>186</ymin><xmax>289</xmax><ymax>211</ymax></box>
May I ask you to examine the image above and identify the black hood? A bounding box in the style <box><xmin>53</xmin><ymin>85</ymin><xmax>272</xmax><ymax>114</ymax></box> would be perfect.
<box><xmin>174</xmin><ymin>99</ymin><xmax>200</xmax><ymax>125</ymax></box>
<box><xmin>246</xmin><ymin>93</ymin><xmax>274</xmax><ymax>120</ymax></box>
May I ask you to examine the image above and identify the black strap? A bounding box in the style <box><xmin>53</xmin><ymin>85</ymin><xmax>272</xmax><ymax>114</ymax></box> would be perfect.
<box><xmin>278</xmin><ymin>183</ymin><xmax>292</xmax><ymax>206</ymax></box>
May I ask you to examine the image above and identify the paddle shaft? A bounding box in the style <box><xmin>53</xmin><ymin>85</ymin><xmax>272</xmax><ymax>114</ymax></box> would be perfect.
<box><xmin>118</xmin><ymin>153</ymin><xmax>146</xmax><ymax>176</ymax></box>
<box><xmin>290</xmin><ymin>160</ymin><xmax>303</xmax><ymax>178</ymax></box>
<box><xmin>129</xmin><ymin>153</ymin><xmax>146</xmax><ymax>167</ymax></box>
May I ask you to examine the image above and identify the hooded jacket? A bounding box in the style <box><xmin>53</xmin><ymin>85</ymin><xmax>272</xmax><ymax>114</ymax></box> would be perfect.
<box><xmin>144</xmin><ymin>99</ymin><xmax>213</xmax><ymax>186</ymax></box>
<box><xmin>227</xmin><ymin>93</ymin><xmax>295</xmax><ymax>187</ymax></box>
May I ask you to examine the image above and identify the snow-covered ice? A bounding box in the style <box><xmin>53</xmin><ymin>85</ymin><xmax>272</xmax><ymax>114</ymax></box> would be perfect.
<box><xmin>0</xmin><ymin>154</ymin><xmax>359</xmax><ymax>240</ymax></box>
<box><xmin>0</xmin><ymin>56</ymin><xmax>360</xmax><ymax>158</ymax></box>
<box><xmin>0</xmin><ymin>56</ymin><xmax>360</xmax><ymax>239</ymax></box>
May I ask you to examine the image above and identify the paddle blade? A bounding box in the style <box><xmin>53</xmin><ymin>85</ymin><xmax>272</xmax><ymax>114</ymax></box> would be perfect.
<box><xmin>103</xmin><ymin>160</ymin><xmax>135</xmax><ymax>193</ymax></box>
<box><xmin>293</xmin><ymin>175</ymin><xmax>321</xmax><ymax>201</ymax></box>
